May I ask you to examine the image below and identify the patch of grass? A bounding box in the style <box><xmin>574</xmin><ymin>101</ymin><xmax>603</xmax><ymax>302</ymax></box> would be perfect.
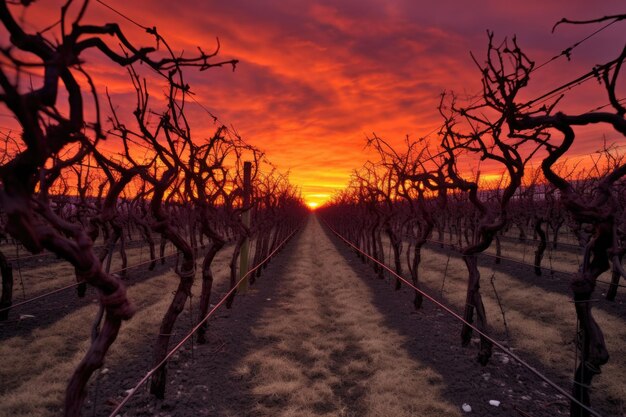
<box><xmin>0</xmin><ymin>246</ymin><xmax>235</xmax><ymax>417</ymax></box>
<box><xmin>229</xmin><ymin>218</ymin><xmax>460</xmax><ymax>417</ymax></box>
<box><xmin>9</xmin><ymin>239</ymin><xmax>178</xmax><ymax>298</ymax></box>
<box><xmin>415</xmin><ymin>245</ymin><xmax>626</xmax><ymax>406</ymax></box>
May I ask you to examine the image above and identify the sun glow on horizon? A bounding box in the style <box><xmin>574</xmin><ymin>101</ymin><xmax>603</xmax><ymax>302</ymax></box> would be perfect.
<box><xmin>306</xmin><ymin>201</ymin><xmax>320</xmax><ymax>210</ymax></box>
<box><xmin>4</xmin><ymin>0</ymin><xmax>621</xmax><ymax>213</ymax></box>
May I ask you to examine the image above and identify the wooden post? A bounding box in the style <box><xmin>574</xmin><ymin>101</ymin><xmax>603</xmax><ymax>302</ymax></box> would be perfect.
<box><xmin>238</xmin><ymin>161</ymin><xmax>252</xmax><ymax>293</ymax></box>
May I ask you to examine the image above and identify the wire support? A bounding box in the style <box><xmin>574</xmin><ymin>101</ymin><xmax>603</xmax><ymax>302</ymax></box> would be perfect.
<box><xmin>323</xmin><ymin>219</ymin><xmax>604</xmax><ymax>417</ymax></box>
<box><xmin>106</xmin><ymin>226</ymin><xmax>300</xmax><ymax>417</ymax></box>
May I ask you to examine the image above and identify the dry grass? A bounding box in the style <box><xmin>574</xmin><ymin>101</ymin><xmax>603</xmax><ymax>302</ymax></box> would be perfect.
<box><xmin>481</xmin><ymin>236</ymin><xmax>585</xmax><ymax>275</ymax></box>
<box><xmin>4</xmin><ymin>220</ymin><xmax>623</xmax><ymax>416</ymax></box>
<box><xmin>6</xmin><ymin>239</ymin><xmax>180</xmax><ymax>299</ymax></box>
<box><xmin>423</xmin><ymin>230</ymin><xmax>589</xmax><ymax>276</ymax></box>
<box><xmin>410</xmin><ymin>244</ymin><xmax>626</xmax><ymax>408</ymax></box>
<box><xmin>229</xmin><ymin>217</ymin><xmax>460</xmax><ymax>417</ymax></box>
<box><xmin>0</xmin><ymin>245</ymin><xmax>234</xmax><ymax>417</ymax></box>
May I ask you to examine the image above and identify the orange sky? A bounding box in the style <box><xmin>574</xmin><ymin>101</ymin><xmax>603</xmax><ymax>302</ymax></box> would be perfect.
<box><xmin>2</xmin><ymin>1</ymin><xmax>625</xmax><ymax>206</ymax></box>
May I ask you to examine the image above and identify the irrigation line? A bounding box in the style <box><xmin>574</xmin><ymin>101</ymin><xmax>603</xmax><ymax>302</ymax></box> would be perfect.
<box><xmin>0</xmin><ymin>281</ymin><xmax>85</xmax><ymax>314</ymax></box>
<box><xmin>323</xmin><ymin>220</ymin><xmax>603</xmax><ymax>417</ymax></box>
<box><xmin>106</xmin><ymin>227</ymin><xmax>299</xmax><ymax>417</ymax></box>
<box><xmin>5</xmin><ymin>242</ymin><xmax>108</xmax><ymax>263</ymax></box>
<box><xmin>498</xmin><ymin>233</ymin><xmax>582</xmax><ymax>251</ymax></box>
<box><xmin>0</xmin><ymin>248</ymin><xmax>183</xmax><ymax>315</ymax></box>
<box><xmin>4</xmin><ymin>234</ymin><xmax>154</xmax><ymax>263</ymax></box>
<box><xmin>424</xmin><ymin>236</ymin><xmax>573</xmax><ymax>273</ymax></box>
<box><xmin>421</xmin><ymin>237</ymin><xmax>626</xmax><ymax>290</ymax></box>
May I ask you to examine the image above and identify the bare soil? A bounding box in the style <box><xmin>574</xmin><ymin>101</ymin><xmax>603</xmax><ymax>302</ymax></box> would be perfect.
<box><xmin>77</xmin><ymin>215</ymin><xmax>621</xmax><ymax>417</ymax></box>
<box><xmin>1</xmin><ymin>215</ymin><xmax>623</xmax><ymax>416</ymax></box>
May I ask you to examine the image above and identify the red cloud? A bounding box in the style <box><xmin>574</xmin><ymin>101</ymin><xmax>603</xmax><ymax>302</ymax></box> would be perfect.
<box><xmin>2</xmin><ymin>0</ymin><xmax>623</xmax><ymax>205</ymax></box>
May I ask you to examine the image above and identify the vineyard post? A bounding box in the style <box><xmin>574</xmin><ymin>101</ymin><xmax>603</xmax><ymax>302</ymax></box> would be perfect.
<box><xmin>238</xmin><ymin>161</ymin><xmax>253</xmax><ymax>293</ymax></box>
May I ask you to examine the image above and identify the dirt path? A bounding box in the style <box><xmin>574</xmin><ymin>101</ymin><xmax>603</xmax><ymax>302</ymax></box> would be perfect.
<box><xmin>98</xmin><ymin>215</ymin><xmax>578</xmax><ymax>417</ymax></box>
<box><xmin>217</xmin><ymin>216</ymin><xmax>461</xmax><ymax>417</ymax></box>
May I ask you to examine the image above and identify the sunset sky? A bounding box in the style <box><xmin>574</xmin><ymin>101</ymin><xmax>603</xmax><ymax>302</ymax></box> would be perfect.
<box><xmin>4</xmin><ymin>1</ymin><xmax>626</xmax><ymax>206</ymax></box>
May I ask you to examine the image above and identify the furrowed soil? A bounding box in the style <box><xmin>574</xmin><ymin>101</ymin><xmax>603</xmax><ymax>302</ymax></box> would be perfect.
<box><xmin>2</xmin><ymin>215</ymin><xmax>623</xmax><ymax>416</ymax></box>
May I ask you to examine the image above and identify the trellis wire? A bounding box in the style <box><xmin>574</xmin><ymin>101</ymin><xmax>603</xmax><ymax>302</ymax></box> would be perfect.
<box><xmin>324</xmin><ymin>218</ymin><xmax>603</xmax><ymax>417</ymax></box>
